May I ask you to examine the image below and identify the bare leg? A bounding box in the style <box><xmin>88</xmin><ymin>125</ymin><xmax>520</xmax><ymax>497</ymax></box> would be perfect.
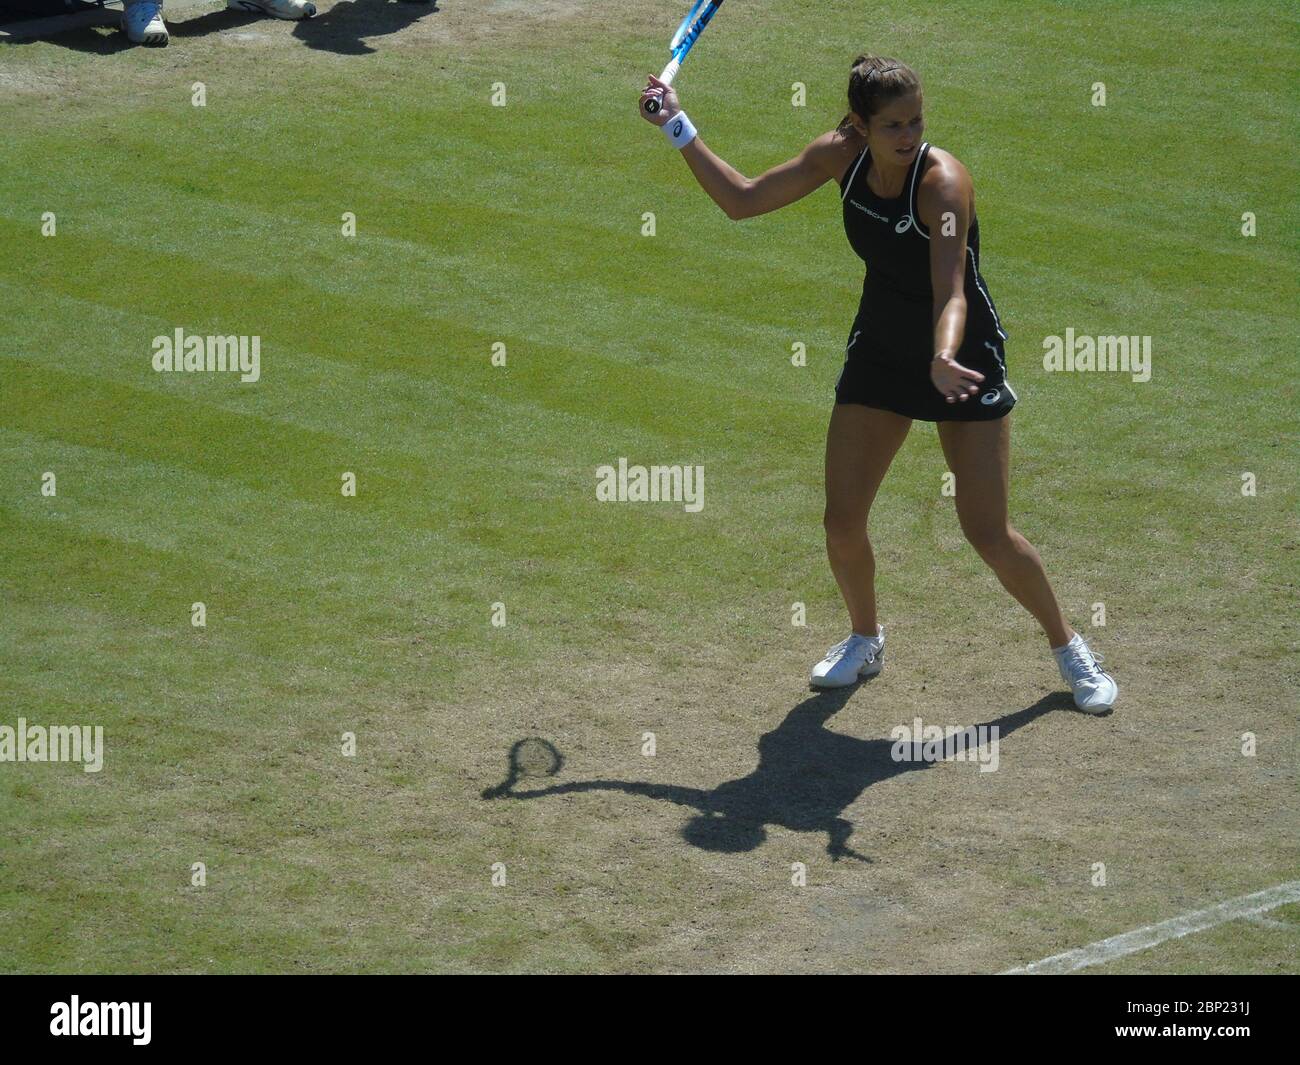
<box><xmin>936</xmin><ymin>416</ymin><xmax>1073</xmax><ymax>648</ymax></box>
<box><xmin>824</xmin><ymin>405</ymin><xmax>912</xmax><ymax>636</ymax></box>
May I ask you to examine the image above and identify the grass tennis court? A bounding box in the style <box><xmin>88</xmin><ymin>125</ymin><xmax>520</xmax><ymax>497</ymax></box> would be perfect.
<box><xmin>0</xmin><ymin>0</ymin><xmax>1296</xmax><ymax>973</ymax></box>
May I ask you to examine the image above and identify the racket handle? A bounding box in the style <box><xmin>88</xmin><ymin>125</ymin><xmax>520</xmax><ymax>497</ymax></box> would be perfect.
<box><xmin>643</xmin><ymin>58</ymin><xmax>681</xmax><ymax>114</ymax></box>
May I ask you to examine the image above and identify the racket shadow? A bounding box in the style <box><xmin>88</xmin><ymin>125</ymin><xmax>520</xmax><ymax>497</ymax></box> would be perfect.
<box><xmin>481</xmin><ymin>691</ymin><xmax>1067</xmax><ymax>862</ymax></box>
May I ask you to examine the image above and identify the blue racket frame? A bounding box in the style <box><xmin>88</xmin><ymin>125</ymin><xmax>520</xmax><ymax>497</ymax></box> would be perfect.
<box><xmin>669</xmin><ymin>0</ymin><xmax>724</xmax><ymax>65</ymax></box>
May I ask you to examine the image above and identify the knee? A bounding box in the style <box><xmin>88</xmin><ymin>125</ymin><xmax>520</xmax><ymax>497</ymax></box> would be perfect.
<box><xmin>962</xmin><ymin>520</ymin><xmax>1016</xmax><ymax>560</ymax></box>
<box><xmin>824</xmin><ymin>510</ymin><xmax>868</xmax><ymax>554</ymax></box>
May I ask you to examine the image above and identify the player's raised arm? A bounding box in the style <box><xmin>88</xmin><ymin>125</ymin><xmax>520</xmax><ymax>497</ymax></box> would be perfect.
<box><xmin>639</xmin><ymin>75</ymin><xmax>837</xmax><ymax>221</ymax></box>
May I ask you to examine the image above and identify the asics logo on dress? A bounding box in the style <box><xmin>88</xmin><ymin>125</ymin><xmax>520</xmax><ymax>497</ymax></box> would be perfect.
<box><xmin>894</xmin><ymin>216</ymin><xmax>913</xmax><ymax>234</ymax></box>
<box><xmin>980</xmin><ymin>389</ymin><xmax>1000</xmax><ymax>405</ymax></box>
<box><xmin>847</xmin><ymin>330</ymin><xmax>861</xmax><ymax>352</ymax></box>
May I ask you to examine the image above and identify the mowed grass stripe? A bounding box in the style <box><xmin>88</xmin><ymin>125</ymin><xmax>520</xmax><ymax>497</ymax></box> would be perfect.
<box><xmin>0</xmin><ymin>275</ymin><xmax>814</xmax><ymax>463</ymax></box>
<box><xmin>0</xmin><ymin>200</ymin><xmax>855</xmax><ymax>418</ymax></box>
<box><xmin>0</xmin><ymin>419</ymin><xmax>771</xmax><ymax>631</ymax></box>
<box><xmin>0</xmin><ymin>414</ymin><xmax>843</xmax><ymax>657</ymax></box>
<box><xmin>0</xmin><ymin>295</ymin><xmax>848</xmax><ymax>504</ymax></box>
<box><xmin>0</xmin><ymin>173</ymin><xmax>856</xmax><ymax>390</ymax></box>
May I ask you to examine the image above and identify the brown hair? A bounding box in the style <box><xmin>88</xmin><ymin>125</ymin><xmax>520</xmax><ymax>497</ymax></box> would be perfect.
<box><xmin>836</xmin><ymin>55</ymin><xmax>922</xmax><ymax>133</ymax></box>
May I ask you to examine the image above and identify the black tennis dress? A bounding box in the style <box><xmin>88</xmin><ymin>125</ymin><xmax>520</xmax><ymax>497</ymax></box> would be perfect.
<box><xmin>835</xmin><ymin>141</ymin><xmax>1016</xmax><ymax>421</ymax></box>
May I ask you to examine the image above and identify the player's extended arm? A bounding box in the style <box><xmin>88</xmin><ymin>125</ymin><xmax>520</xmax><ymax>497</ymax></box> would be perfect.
<box><xmin>923</xmin><ymin>162</ymin><xmax>974</xmax><ymax>358</ymax></box>
<box><xmin>920</xmin><ymin>160</ymin><xmax>985</xmax><ymax>402</ymax></box>
<box><xmin>639</xmin><ymin>75</ymin><xmax>836</xmax><ymax>221</ymax></box>
<box><xmin>680</xmin><ymin>132</ymin><xmax>838</xmax><ymax>220</ymax></box>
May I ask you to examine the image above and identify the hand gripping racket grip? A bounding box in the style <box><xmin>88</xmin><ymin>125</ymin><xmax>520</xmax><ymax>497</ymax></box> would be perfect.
<box><xmin>643</xmin><ymin>58</ymin><xmax>681</xmax><ymax>114</ymax></box>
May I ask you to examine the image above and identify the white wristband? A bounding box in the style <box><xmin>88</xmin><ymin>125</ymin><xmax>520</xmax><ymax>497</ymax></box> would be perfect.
<box><xmin>662</xmin><ymin>111</ymin><xmax>697</xmax><ymax>150</ymax></box>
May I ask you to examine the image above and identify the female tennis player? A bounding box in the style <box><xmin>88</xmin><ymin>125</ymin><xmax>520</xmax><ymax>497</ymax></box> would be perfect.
<box><xmin>640</xmin><ymin>55</ymin><xmax>1117</xmax><ymax>712</ymax></box>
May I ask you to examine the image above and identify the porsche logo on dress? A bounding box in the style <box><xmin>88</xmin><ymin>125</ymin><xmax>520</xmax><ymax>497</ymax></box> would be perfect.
<box><xmin>848</xmin><ymin>200</ymin><xmax>890</xmax><ymax>223</ymax></box>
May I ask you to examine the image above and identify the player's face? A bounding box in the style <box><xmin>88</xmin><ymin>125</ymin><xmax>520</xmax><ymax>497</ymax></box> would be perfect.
<box><xmin>858</xmin><ymin>93</ymin><xmax>924</xmax><ymax>163</ymax></box>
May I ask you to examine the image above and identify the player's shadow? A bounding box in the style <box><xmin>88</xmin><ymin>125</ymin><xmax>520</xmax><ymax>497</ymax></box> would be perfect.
<box><xmin>290</xmin><ymin>0</ymin><xmax>437</xmax><ymax>55</ymax></box>
<box><xmin>483</xmin><ymin>688</ymin><xmax>1073</xmax><ymax>862</ymax></box>
<box><xmin>0</xmin><ymin>0</ymin><xmax>438</xmax><ymax>54</ymax></box>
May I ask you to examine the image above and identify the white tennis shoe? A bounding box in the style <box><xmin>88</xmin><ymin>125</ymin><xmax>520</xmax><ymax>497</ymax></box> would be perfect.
<box><xmin>811</xmin><ymin>627</ymin><xmax>885</xmax><ymax>689</ymax></box>
<box><xmin>227</xmin><ymin>0</ymin><xmax>317</xmax><ymax>19</ymax></box>
<box><xmin>122</xmin><ymin>1</ymin><xmax>168</xmax><ymax>45</ymax></box>
<box><xmin>1054</xmin><ymin>632</ymin><xmax>1117</xmax><ymax>713</ymax></box>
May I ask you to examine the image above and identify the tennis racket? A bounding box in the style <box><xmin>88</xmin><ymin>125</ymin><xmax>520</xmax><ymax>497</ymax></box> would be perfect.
<box><xmin>643</xmin><ymin>0</ymin><xmax>728</xmax><ymax>114</ymax></box>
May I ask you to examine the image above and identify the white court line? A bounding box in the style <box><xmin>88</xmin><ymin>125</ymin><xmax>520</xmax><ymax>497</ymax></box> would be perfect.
<box><xmin>1247</xmin><ymin>915</ymin><xmax>1292</xmax><ymax>930</ymax></box>
<box><xmin>1002</xmin><ymin>879</ymin><xmax>1300</xmax><ymax>974</ymax></box>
